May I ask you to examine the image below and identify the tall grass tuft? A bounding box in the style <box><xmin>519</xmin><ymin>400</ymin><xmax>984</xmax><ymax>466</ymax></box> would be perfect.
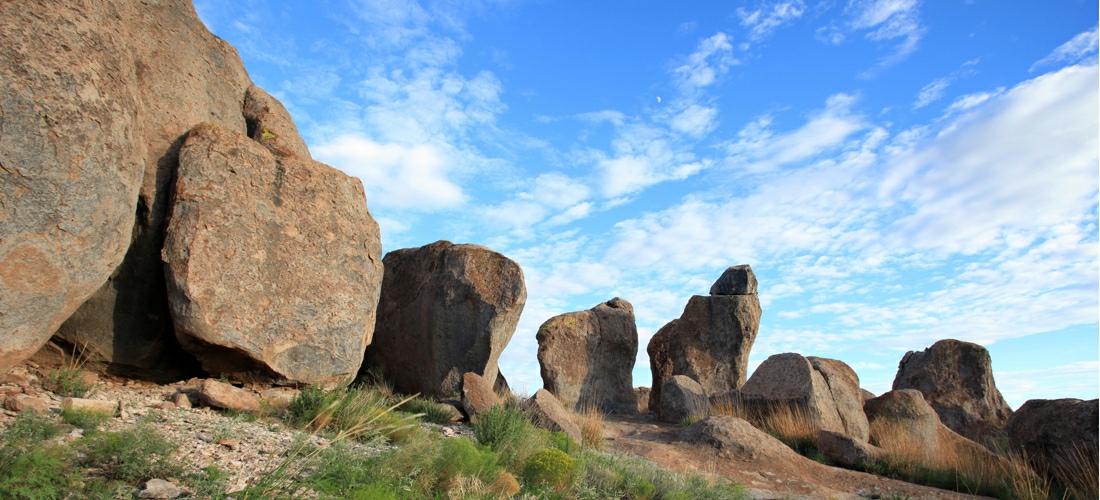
<box><xmin>576</xmin><ymin>405</ymin><xmax>604</xmax><ymax>450</ymax></box>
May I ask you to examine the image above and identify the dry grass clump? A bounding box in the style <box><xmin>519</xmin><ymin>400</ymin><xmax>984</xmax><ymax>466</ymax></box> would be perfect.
<box><xmin>576</xmin><ymin>405</ymin><xmax>605</xmax><ymax>450</ymax></box>
<box><xmin>709</xmin><ymin>395</ymin><xmax>820</xmax><ymax>459</ymax></box>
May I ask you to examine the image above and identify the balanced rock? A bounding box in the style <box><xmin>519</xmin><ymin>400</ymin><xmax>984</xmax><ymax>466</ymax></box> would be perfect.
<box><xmin>1007</xmin><ymin>398</ymin><xmax>1099</xmax><ymax>477</ymax></box>
<box><xmin>659</xmin><ymin>375</ymin><xmax>709</xmax><ymax>424</ymax></box>
<box><xmin>892</xmin><ymin>339</ymin><xmax>1012</xmax><ymax>441</ymax></box>
<box><xmin>740</xmin><ymin>353</ymin><xmax>869</xmax><ymax>441</ymax></box>
<box><xmin>362</xmin><ymin>241</ymin><xmax>525</xmax><ymax>398</ymax></box>
<box><xmin>461</xmin><ymin>372</ymin><xmax>501</xmax><ymax>423</ymax></box>
<box><xmin>0</xmin><ymin>1</ymin><xmax>147</xmax><ymax>373</ymax></box>
<box><xmin>536</xmin><ymin>298</ymin><xmax>638</xmax><ymax>413</ymax></box>
<box><xmin>163</xmin><ymin>123</ymin><xmax>383</xmax><ymax>385</ymax></box>
<box><xmin>709</xmin><ymin>265</ymin><xmax>758</xmax><ymax>295</ymax></box>
<box><xmin>49</xmin><ymin>0</ymin><xmax>252</xmax><ymax>381</ymax></box>
<box><xmin>526</xmin><ymin>389</ymin><xmax>582</xmax><ymax>443</ymax></box>
<box><xmin>648</xmin><ymin>265</ymin><xmax>760</xmax><ymax>418</ymax></box>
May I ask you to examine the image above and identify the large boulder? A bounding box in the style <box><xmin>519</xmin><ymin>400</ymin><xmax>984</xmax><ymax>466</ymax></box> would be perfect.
<box><xmin>362</xmin><ymin>241</ymin><xmax>526</xmax><ymax>398</ymax></box>
<box><xmin>864</xmin><ymin>389</ymin><xmax>941</xmax><ymax>459</ymax></box>
<box><xmin>1007</xmin><ymin>398</ymin><xmax>1099</xmax><ymax>478</ymax></box>
<box><xmin>740</xmin><ymin>353</ymin><xmax>869</xmax><ymax>440</ymax></box>
<box><xmin>536</xmin><ymin>297</ymin><xmax>638</xmax><ymax>413</ymax></box>
<box><xmin>892</xmin><ymin>339</ymin><xmax>1012</xmax><ymax>441</ymax></box>
<box><xmin>659</xmin><ymin>375</ymin><xmax>709</xmax><ymax>424</ymax></box>
<box><xmin>817</xmin><ymin>430</ymin><xmax>884</xmax><ymax>469</ymax></box>
<box><xmin>46</xmin><ymin>0</ymin><xmax>253</xmax><ymax>381</ymax></box>
<box><xmin>680</xmin><ymin>415</ymin><xmax>798</xmax><ymax>462</ymax></box>
<box><xmin>0</xmin><ymin>1</ymin><xmax>147</xmax><ymax>372</ymax></box>
<box><xmin>162</xmin><ymin>123</ymin><xmax>383</xmax><ymax>385</ymax></box>
<box><xmin>647</xmin><ymin>265</ymin><xmax>760</xmax><ymax>417</ymax></box>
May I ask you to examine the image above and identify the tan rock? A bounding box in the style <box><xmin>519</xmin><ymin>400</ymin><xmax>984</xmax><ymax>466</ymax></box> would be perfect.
<box><xmin>163</xmin><ymin>124</ymin><xmax>383</xmax><ymax>385</ymax></box>
<box><xmin>461</xmin><ymin>372</ymin><xmax>501</xmax><ymax>423</ymax></box>
<box><xmin>363</xmin><ymin>241</ymin><xmax>525</xmax><ymax>398</ymax></box>
<box><xmin>807</xmin><ymin>357</ymin><xmax>870</xmax><ymax>441</ymax></box>
<box><xmin>680</xmin><ymin>415</ymin><xmax>798</xmax><ymax>461</ymax></box>
<box><xmin>864</xmin><ymin>389</ymin><xmax>940</xmax><ymax>457</ymax></box>
<box><xmin>817</xmin><ymin>430</ymin><xmax>883</xmax><ymax>468</ymax></box>
<box><xmin>660</xmin><ymin>375</ymin><xmax>709</xmax><ymax>424</ymax></box>
<box><xmin>536</xmin><ymin>297</ymin><xmax>638</xmax><ymax>413</ymax></box>
<box><xmin>196</xmin><ymin>379</ymin><xmax>260</xmax><ymax>412</ymax></box>
<box><xmin>740</xmin><ymin>353</ymin><xmax>846</xmax><ymax>435</ymax></box>
<box><xmin>526</xmin><ymin>389</ymin><xmax>582</xmax><ymax>443</ymax></box>
<box><xmin>172</xmin><ymin>392</ymin><xmax>193</xmax><ymax>409</ymax></box>
<box><xmin>61</xmin><ymin>397</ymin><xmax>120</xmax><ymax>415</ymax></box>
<box><xmin>4</xmin><ymin>395</ymin><xmax>52</xmax><ymax>413</ymax></box>
<box><xmin>243</xmin><ymin>84</ymin><xmax>311</xmax><ymax>159</ymax></box>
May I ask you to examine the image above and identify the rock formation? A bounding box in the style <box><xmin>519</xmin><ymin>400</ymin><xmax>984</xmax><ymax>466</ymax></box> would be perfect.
<box><xmin>526</xmin><ymin>389</ymin><xmax>582</xmax><ymax>443</ymax></box>
<box><xmin>817</xmin><ymin>430</ymin><xmax>884</xmax><ymax>469</ymax></box>
<box><xmin>864</xmin><ymin>389</ymin><xmax>941</xmax><ymax>455</ymax></box>
<box><xmin>47</xmin><ymin>0</ymin><xmax>253</xmax><ymax>380</ymax></box>
<box><xmin>362</xmin><ymin>241</ymin><xmax>526</xmax><ymax>397</ymax></box>
<box><xmin>659</xmin><ymin>375</ymin><xmax>709</xmax><ymax>424</ymax></box>
<box><xmin>461</xmin><ymin>372</ymin><xmax>501</xmax><ymax>423</ymax></box>
<box><xmin>162</xmin><ymin>123</ymin><xmax>383</xmax><ymax>385</ymax></box>
<box><xmin>740</xmin><ymin>353</ymin><xmax>869</xmax><ymax>441</ymax></box>
<box><xmin>1</xmin><ymin>1</ymin><xmax>147</xmax><ymax>373</ymax></box>
<box><xmin>1007</xmin><ymin>398</ymin><xmax>1099</xmax><ymax>478</ymax></box>
<box><xmin>647</xmin><ymin>265</ymin><xmax>761</xmax><ymax>418</ymax></box>
<box><xmin>536</xmin><ymin>298</ymin><xmax>638</xmax><ymax>413</ymax></box>
<box><xmin>892</xmin><ymin>339</ymin><xmax>1012</xmax><ymax>441</ymax></box>
<box><xmin>680</xmin><ymin>415</ymin><xmax>798</xmax><ymax>462</ymax></box>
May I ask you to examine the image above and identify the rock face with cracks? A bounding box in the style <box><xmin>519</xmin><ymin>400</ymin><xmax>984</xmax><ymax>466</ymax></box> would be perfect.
<box><xmin>536</xmin><ymin>297</ymin><xmax>638</xmax><ymax>413</ymax></box>
<box><xmin>362</xmin><ymin>241</ymin><xmax>526</xmax><ymax>398</ymax></box>
<box><xmin>892</xmin><ymin>339</ymin><xmax>1012</xmax><ymax>441</ymax></box>
<box><xmin>647</xmin><ymin>265</ymin><xmax>761</xmax><ymax>418</ymax></box>
<box><xmin>162</xmin><ymin>123</ymin><xmax>383</xmax><ymax>385</ymax></box>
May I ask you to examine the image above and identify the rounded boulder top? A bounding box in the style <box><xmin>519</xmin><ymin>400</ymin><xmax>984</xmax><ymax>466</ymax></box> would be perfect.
<box><xmin>709</xmin><ymin>265</ymin><xmax>758</xmax><ymax>296</ymax></box>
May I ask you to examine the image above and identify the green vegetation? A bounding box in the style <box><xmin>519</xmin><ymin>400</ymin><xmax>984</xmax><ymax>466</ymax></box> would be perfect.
<box><xmin>59</xmin><ymin>407</ymin><xmax>112</xmax><ymax>431</ymax></box>
<box><xmin>43</xmin><ymin>366</ymin><xmax>94</xmax><ymax>398</ymax></box>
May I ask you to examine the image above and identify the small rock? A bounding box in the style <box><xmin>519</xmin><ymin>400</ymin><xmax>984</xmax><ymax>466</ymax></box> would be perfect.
<box><xmin>525</xmin><ymin>389</ymin><xmax>582</xmax><ymax>443</ymax></box>
<box><xmin>4</xmin><ymin>395</ymin><xmax>51</xmax><ymax>413</ymax></box>
<box><xmin>461</xmin><ymin>372</ymin><xmax>500</xmax><ymax>423</ymax></box>
<box><xmin>138</xmin><ymin>478</ymin><xmax>184</xmax><ymax>499</ymax></box>
<box><xmin>709</xmin><ymin>265</ymin><xmax>758</xmax><ymax>295</ymax></box>
<box><xmin>197</xmin><ymin>379</ymin><xmax>260</xmax><ymax>412</ymax></box>
<box><xmin>61</xmin><ymin>397</ymin><xmax>119</xmax><ymax>416</ymax></box>
<box><xmin>173</xmin><ymin>392</ymin><xmax>193</xmax><ymax>409</ymax></box>
<box><xmin>659</xmin><ymin>375</ymin><xmax>708</xmax><ymax>424</ymax></box>
<box><xmin>817</xmin><ymin>430</ymin><xmax>883</xmax><ymax>468</ymax></box>
<box><xmin>217</xmin><ymin>438</ymin><xmax>240</xmax><ymax>451</ymax></box>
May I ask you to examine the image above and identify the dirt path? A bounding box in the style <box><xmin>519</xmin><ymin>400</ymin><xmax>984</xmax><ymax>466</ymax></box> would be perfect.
<box><xmin>601</xmin><ymin>414</ymin><xmax>992</xmax><ymax>500</ymax></box>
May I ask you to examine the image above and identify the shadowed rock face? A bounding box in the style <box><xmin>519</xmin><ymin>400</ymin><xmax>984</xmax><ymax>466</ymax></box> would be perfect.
<box><xmin>648</xmin><ymin>265</ymin><xmax>761</xmax><ymax>418</ymax></box>
<box><xmin>864</xmin><ymin>389</ymin><xmax>941</xmax><ymax>454</ymax></box>
<box><xmin>162</xmin><ymin>123</ymin><xmax>383</xmax><ymax>385</ymax></box>
<box><xmin>1007</xmin><ymin>398</ymin><xmax>1099</xmax><ymax>479</ymax></box>
<box><xmin>660</xmin><ymin>375</ymin><xmax>708</xmax><ymax>424</ymax></box>
<box><xmin>892</xmin><ymin>339</ymin><xmax>1012</xmax><ymax>441</ymax></box>
<box><xmin>362</xmin><ymin>241</ymin><xmax>526</xmax><ymax>398</ymax></box>
<box><xmin>536</xmin><ymin>298</ymin><xmax>638</xmax><ymax>413</ymax></box>
<box><xmin>1</xmin><ymin>1</ymin><xmax>147</xmax><ymax>373</ymax></box>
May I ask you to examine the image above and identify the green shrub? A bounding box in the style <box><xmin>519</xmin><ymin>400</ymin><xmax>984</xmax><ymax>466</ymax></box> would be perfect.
<box><xmin>2</xmin><ymin>411</ymin><xmax>60</xmax><ymax>443</ymax></box>
<box><xmin>522</xmin><ymin>448</ymin><xmax>581</xmax><ymax>491</ymax></box>
<box><xmin>549</xmin><ymin>431</ymin><xmax>579</xmax><ymax>455</ymax></box>
<box><xmin>78</xmin><ymin>423</ymin><xmax>181</xmax><ymax>484</ymax></box>
<box><xmin>400</xmin><ymin>397</ymin><xmax>457</xmax><ymax>425</ymax></box>
<box><xmin>0</xmin><ymin>442</ymin><xmax>72</xmax><ymax>500</ymax></box>
<box><xmin>60</xmin><ymin>407</ymin><xmax>112</xmax><ymax>431</ymax></box>
<box><xmin>436</xmin><ymin>437</ymin><xmax>500</xmax><ymax>484</ymax></box>
<box><xmin>473</xmin><ymin>404</ymin><xmax>528</xmax><ymax>451</ymax></box>
<box><xmin>43</xmin><ymin>367</ymin><xmax>93</xmax><ymax>398</ymax></box>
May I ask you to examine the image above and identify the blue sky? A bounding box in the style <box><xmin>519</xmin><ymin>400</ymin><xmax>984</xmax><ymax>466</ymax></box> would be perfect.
<box><xmin>194</xmin><ymin>0</ymin><xmax>1099</xmax><ymax>408</ymax></box>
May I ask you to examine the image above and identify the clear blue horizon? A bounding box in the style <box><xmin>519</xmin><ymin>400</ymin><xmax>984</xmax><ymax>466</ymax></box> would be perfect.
<box><xmin>195</xmin><ymin>0</ymin><xmax>1099</xmax><ymax>409</ymax></box>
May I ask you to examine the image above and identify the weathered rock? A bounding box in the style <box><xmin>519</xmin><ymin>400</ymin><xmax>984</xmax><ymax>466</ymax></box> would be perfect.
<box><xmin>49</xmin><ymin>0</ymin><xmax>252</xmax><ymax>382</ymax></box>
<box><xmin>61</xmin><ymin>397</ymin><xmax>120</xmax><ymax>416</ymax></box>
<box><xmin>0</xmin><ymin>1</ymin><xmax>147</xmax><ymax>373</ymax></box>
<box><xmin>892</xmin><ymin>339</ymin><xmax>1012</xmax><ymax>441</ymax></box>
<box><xmin>864</xmin><ymin>389</ymin><xmax>940</xmax><ymax>456</ymax></box>
<box><xmin>818</xmin><ymin>430</ymin><xmax>883</xmax><ymax>468</ymax></box>
<box><xmin>243</xmin><ymin>84</ymin><xmax>311</xmax><ymax>160</ymax></box>
<box><xmin>861</xmin><ymin>389</ymin><xmax>876</xmax><ymax>400</ymax></box>
<box><xmin>1007</xmin><ymin>398</ymin><xmax>1099</xmax><ymax>478</ymax></box>
<box><xmin>196</xmin><ymin>379</ymin><xmax>260</xmax><ymax>412</ymax></box>
<box><xmin>494</xmin><ymin>371</ymin><xmax>510</xmax><ymax>395</ymax></box>
<box><xmin>680</xmin><ymin>415</ymin><xmax>798</xmax><ymax>461</ymax></box>
<box><xmin>4</xmin><ymin>395</ymin><xmax>51</xmax><ymax>413</ymax></box>
<box><xmin>709</xmin><ymin>265</ymin><xmax>758</xmax><ymax>295</ymax></box>
<box><xmin>138</xmin><ymin>479</ymin><xmax>184</xmax><ymax>499</ymax></box>
<box><xmin>526</xmin><ymin>389</ymin><xmax>582</xmax><ymax>443</ymax></box>
<box><xmin>808</xmin><ymin>357</ymin><xmax>870</xmax><ymax>441</ymax></box>
<box><xmin>536</xmin><ymin>297</ymin><xmax>638</xmax><ymax>413</ymax></box>
<box><xmin>660</xmin><ymin>375</ymin><xmax>709</xmax><ymax>424</ymax></box>
<box><xmin>172</xmin><ymin>392</ymin><xmax>193</xmax><ymax>409</ymax></box>
<box><xmin>635</xmin><ymin>387</ymin><xmax>651</xmax><ymax>414</ymax></box>
<box><xmin>461</xmin><ymin>372</ymin><xmax>501</xmax><ymax>423</ymax></box>
<box><xmin>739</xmin><ymin>353</ymin><xmax>847</xmax><ymax>436</ymax></box>
<box><xmin>648</xmin><ymin>266</ymin><xmax>761</xmax><ymax>417</ymax></box>
<box><xmin>163</xmin><ymin>124</ymin><xmax>382</xmax><ymax>385</ymax></box>
<box><xmin>362</xmin><ymin>241</ymin><xmax>525</xmax><ymax>398</ymax></box>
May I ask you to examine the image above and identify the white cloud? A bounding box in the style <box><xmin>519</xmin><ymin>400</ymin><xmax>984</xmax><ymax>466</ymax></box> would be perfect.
<box><xmin>670</xmin><ymin>104</ymin><xmax>719</xmax><ymax>138</ymax></box>
<box><xmin>1031</xmin><ymin>26</ymin><xmax>1099</xmax><ymax>72</ymax></box>
<box><xmin>944</xmin><ymin>88</ymin><xmax>1003</xmax><ymax>115</ymax></box>
<box><xmin>313</xmin><ymin>135</ymin><xmax>467</xmax><ymax>211</ymax></box>
<box><xmin>738</xmin><ymin>1</ymin><xmax>807</xmax><ymax>41</ymax></box>
<box><xmin>819</xmin><ymin>0</ymin><xmax>925</xmax><ymax>72</ymax></box>
<box><xmin>673</xmin><ymin>32</ymin><xmax>737</xmax><ymax>94</ymax></box>
<box><xmin>913</xmin><ymin>77</ymin><xmax>950</xmax><ymax>109</ymax></box>
<box><xmin>996</xmin><ymin>361</ymin><xmax>1100</xmax><ymax>408</ymax></box>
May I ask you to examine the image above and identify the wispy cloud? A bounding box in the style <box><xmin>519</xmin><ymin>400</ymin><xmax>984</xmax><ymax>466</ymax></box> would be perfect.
<box><xmin>1031</xmin><ymin>26</ymin><xmax>1099</xmax><ymax>72</ymax></box>
<box><xmin>738</xmin><ymin>1</ymin><xmax>807</xmax><ymax>42</ymax></box>
<box><xmin>818</xmin><ymin>0</ymin><xmax>926</xmax><ymax>74</ymax></box>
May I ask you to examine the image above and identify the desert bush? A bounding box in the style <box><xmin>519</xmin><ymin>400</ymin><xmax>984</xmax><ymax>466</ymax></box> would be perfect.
<box><xmin>522</xmin><ymin>448</ymin><xmax>581</xmax><ymax>491</ymax></box>
<box><xmin>400</xmin><ymin>397</ymin><xmax>457</xmax><ymax>425</ymax></box>
<box><xmin>472</xmin><ymin>403</ymin><xmax>529</xmax><ymax>451</ymax></box>
<box><xmin>576</xmin><ymin>450</ymin><xmax>749</xmax><ymax>500</ymax></box>
<box><xmin>549</xmin><ymin>431</ymin><xmax>579</xmax><ymax>455</ymax></box>
<box><xmin>436</xmin><ymin>437</ymin><xmax>500</xmax><ymax>485</ymax></box>
<box><xmin>60</xmin><ymin>407</ymin><xmax>112</xmax><ymax>431</ymax></box>
<box><xmin>576</xmin><ymin>405</ymin><xmax>604</xmax><ymax>450</ymax></box>
<box><xmin>43</xmin><ymin>367</ymin><xmax>94</xmax><ymax>399</ymax></box>
<box><xmin>0</xmin><ymin>412</ymin><xmax>72</xmax><ymax>499</ymax></box>
<box><xmin>78</xmin><ymin>423</ymin><xmax>182</xmax><ymax>484</ymax></box>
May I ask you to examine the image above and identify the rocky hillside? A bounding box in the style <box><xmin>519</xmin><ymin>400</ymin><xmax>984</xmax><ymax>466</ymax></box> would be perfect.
<box><xmin>0</xmin><ymin>1</ymin><xmax>1095</xmax><ymax>499</ymax></box>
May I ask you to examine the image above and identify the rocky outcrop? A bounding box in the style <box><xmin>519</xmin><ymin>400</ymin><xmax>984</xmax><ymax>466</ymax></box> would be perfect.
<box><xmin>647</xmin><ymin>265</ymin><xmax>761</xmax><ymax>418</ymax></box>
<box><xmin>818</xmin><ymin>430</ymin><xmax>883</xmax><ymax>468</ymax></box>
<box><xmin>864</xmin><ymin>389</ymin><xmax>941</xmax><ymax>455</ymax></box>
<box><xmin>740</xmin><ymin>353</ymin><xmax>869</xmax><ymax>441</ymax></box>
<box><xmin>162</xmin><ymin>123</ymin><xmax>383</xmax><ymax>385</ymax></box>
<box><xmin>526</xmin><ymin>389</ymin><xmax>582</xmax><ymax>443</ymax></box>
<box><xmin>660</xmin><ymin>375</ymin><xmax>709</xmax><ymax>424</ymax></box>
<box><xmin>536</xmin><ymin>298</ymin><xmax>638</xmax><ymax>413</ymax></box>
<box><xmin>47</xmin><ymin>0</ymin><xmax>253</xmax><ymax>381</ymax></box>
<box><xmin>461</xmin><ymin>372</ymin><xmax>501</xmax><ymax>423</ymax></box>
<box><xmin>1007</xmin><ymin>398</ymin><xmax>1099</xmax><ymax>478</ymax></box>
<box><xmin>362</xmin><ymin>241</ymin><xmax>526</xmax><ymax>398</ymax></box>
<box><xmin>242</xmin><ymin>85</ymin><xmax>311</xmax><ymax>160</ymax></box>
<box><xmin>680</xmin><ymin>415</ymin><xmax>798</xmax><ymax>462</ymax></box>
<box><xmin>892</xmin><ymin>339</ymin><xmax>1012</xmax><ymax>441</ymax></box>
<box><xmin>0</xmin><ymin>1</ymin><xmax>148</xmax><ymax>373</ymax></box>
<box><xmin>634</xmin><ymin>387</ymin><xmax>651</xmax><ymax>414</ymax></box>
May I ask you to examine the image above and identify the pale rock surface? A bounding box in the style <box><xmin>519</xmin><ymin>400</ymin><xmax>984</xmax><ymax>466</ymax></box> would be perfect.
<box><xmin>740</xmin><ymin>353</ymin><xmax>847</xmax><ymax>436</ymax></box>
<box><xmin>197</xmin><ymin>379</ymin><xmax>260</xmax><ymax>412</ymax></box>
<box><xmin>163</xmin><ymin>124</ymin><xmax>382</xmax><ymax>385</ymax></box>
<box><xmin>138</xmin><ymin>479</ymin><xmax>184</xmax><ymax>499</ymax></box>
<box><xmin>648</xmin><ymin>265</ymin><xmax>760</xmax><ymax>418</ymax></box>
<box><xmin>526</xmin><ymin>389</ymin><xmax>582</xmax><ymax>443</ymax></box>
<box><xmin>536</xmin><ymin>298</ymin><xmax>638</xmax><ymax>413</ymax></box>
<box><xmin>808</xmin><ymin>356</ymin><xmax>870</xmax><ymax>441</ymax></box>
<box><xmin>363</xmin><ymin>241</ymin><xmax>525</xmax><ymax>398</ymax></box>
<box><xmin>864</xmin><ymin>389</ymin><xmax>940</xmax><ymax>456</ymax></box>
<box><xmin>892</xmin><ymin>339</ymin><xmax>1012</xmax><ymax>441</ymax></box>
<box><xmin>61</xmin><ymin>397</ymin><xmax>120</xmax><ymax>415</ymax></box>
